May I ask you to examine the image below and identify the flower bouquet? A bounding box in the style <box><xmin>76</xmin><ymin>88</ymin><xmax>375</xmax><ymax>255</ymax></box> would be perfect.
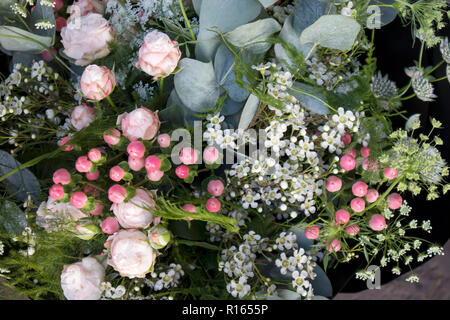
<box><xmin>0</xmin><ymin>0</ymin><xmax>449</xmax><ymax>300</ymax></box>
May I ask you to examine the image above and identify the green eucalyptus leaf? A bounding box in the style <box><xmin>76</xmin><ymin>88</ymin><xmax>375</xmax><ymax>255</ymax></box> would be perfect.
<box><xmin>0</xmin><ymin>26</ymin><xmax>52</xmax><ymax>53</ymax></box>
<box><xmin>368</xmin><ymin>0</ymin><xmax>397</xmax><ymax>27</ymax></box>
<box><xmin>192</xmin><ymin>0</ymin><xmax>202</xmax><ymax>15</ymax></box>
<box><xmin>238</xmin><ymin>94</ymin><xmax>260</xmax><ymax>129</ymax></box>
<box><xmin>27</xmin><ymin>0</ymin><xmax>56</xmax><ymax>38</ymax></box>
<box><xmin>10</xmin><ymin>52</ymin><xmax>40</xmax><ymax>71</ymax></box>
<box><xmin>288</xmin><ymin>82</ymin><xmax>330</xmax><ymax>114</ymax></box>
<box><xmin>310</xmin><ymin>265</ymin><xmax>333</xmax><ymax>297</ymax></box>
<box><xmin>0</xmin><ymin>200</ymin><xmax>28</xmax><ymax>235</ymax></box>
<box><xmin>221</xmin><ymin>97</ymin><xmax>244</xmax><ymax>116</ymax></box>
<box><xmin>277</xmin><ymin>289</ymin><xmax>304</xmax><ymax>300</ymax></box>
<box><xmin>292</xmin><ymin>0</ymin><xmax>332</xmax><ymax>34</ymax></box>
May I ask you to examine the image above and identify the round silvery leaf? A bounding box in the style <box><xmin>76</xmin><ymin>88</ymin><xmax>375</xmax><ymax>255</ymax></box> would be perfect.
<box><xmin>238</xmin><ymin>94</ymin><xmax>260</xmax><ymax>129</ymax></box>
<box><xmin>0</xmin><ymin>26</ymin><xmax>53</xmax><ymax>53</ymax></box>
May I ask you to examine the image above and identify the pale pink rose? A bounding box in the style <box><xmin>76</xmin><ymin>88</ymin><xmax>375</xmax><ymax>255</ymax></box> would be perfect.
<box><xmin>108</xmin><ymin>229</ymin><xmax>155</xmax><ymax>278</ymax></box>
<box><xmin>61</xmin><ymin>257</ymin><xmax>104</xmax><ymax>300</ymax></box>
<box><xmin>111</xmin><ymin>188</ymin><xmax>155</xmax><ymax>229</ymax></box>
<box><xmin>80</xmin><ymin>65</ymin><xmax>115</xmax><ymax>100</ymax></box>
<box><xmin>70</xmin><ymin>0</ymin><xmax>105</xmax><ymax>16</ymax></box>
<box><xmin>136</xmin><ymin>30</ymin><xmax>182</xmax><ymax>80</ymax></box>
<box><xmin>61</xmin><ymin>13</ymin><xmax>113</xmax><ymax>66</ymax></box>
<box><xmin>71</xmin><ymin>104</ymin><xmax>96</xmax><ymax>131</ymax></box>
<box><xmin>118</xmin><ymin>107</ymin><xmax>160</xmax><ymax>141</ymax></box>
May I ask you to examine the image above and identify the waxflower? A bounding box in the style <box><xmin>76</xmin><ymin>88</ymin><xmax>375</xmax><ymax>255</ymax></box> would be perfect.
<box><xmin>366</xmin><ymin>189</ymin><xmax>379</xmax><ymax>203</ymax></box>
<box><xmin>75</xmin><ymin>156</ymin><xmax>93</xmax><ymax>173</ymax></box>
<box><xmin>203</xmin><ymin>146</ymin><xmax>220</xmax><ymax>164</ymax></box>
<box><xmin>175</xmin><ymin>165</ymin><xmax>189</xmax><ymax>179</ymax></box>
<box><xmin>345</xmin><ymin>224</ymin><xmax>360</xmax><ymax>236</ymax></box>
<box><xmin>147</xmin><ymin>169</ymin><xmax>164</xmax><ymax>182</ymax></box>
<box><xmin>70</xmin><ymin>191</ymin><xmax>89</xmax><ymax>209</ymax></box>
<box><xmin>80</xmin><ymin>65</ymin><xmax>115</xmax><ymax>101</ymax></box>
<box><xmin>49</xmin><ymin>184</ymin><xmax>65</xmax><ymax>200</ymax></box>
<box><xmin>103</xmin><ymin>129</ymin><xmax>121</xmax><ymax>146</ymax></box>
<box><xmin>87</xmin><ymin>148</ymin><xmax>104</xmax><ymax>163</ymax></box>
<box><xmin>59</xmin><ymin>137</ymin><xmax>74</xmax><ymax>151</ymax></box>
<box><xmin>384</xmin><ymin>167</ymin><xmax>398</xmax><ymax>180</ymax></box>
<box><xmin>86</xmin><ymin>170</ymin><xmax>99</xmax><ymax>181</ymax></box>
<box><xmin>327</xmin><ymin>239</ymin><xmax>341</xmax><ymax>252</ymax></box>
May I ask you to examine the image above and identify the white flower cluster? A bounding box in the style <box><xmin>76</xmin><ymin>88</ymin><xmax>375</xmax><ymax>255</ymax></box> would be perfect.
<box><xmin>18</xmin><ymin>227</ymin><xmax>36</xmax><ymax>256</ymax></box>
<box><xmin>153</xmin><ymin>263</ymin><xmax>185</xmax><ymax>291</ymax></box>
<box><xmin>206</xmin><ymin>209</ymin><xmax>247</xmax><ymax>242</ymax></box>
<box><xmin>100</xmin><ymin>282</ymin><xmax>127</xmax><ymax>300</ymax></box>
<box><xmin>0</xmin><ymin>240</ymin><xmax>4</xmax><ymax>256</ymax></box>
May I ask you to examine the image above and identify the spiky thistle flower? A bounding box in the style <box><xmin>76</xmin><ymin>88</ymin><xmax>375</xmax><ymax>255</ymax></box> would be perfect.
<box><xmin>371</xmin><ymin>72</ymin><xmax>398</xmax><ymax>99</ymax></box>
<box><xmin>405</xmin><ymin>66</ymin><xmax>424</xmax><ymax>79</ymax></box>
<box><xmin>412</xmin><ymin>77</ymin><xmax>437</xmax><ymax>102</ymax></box>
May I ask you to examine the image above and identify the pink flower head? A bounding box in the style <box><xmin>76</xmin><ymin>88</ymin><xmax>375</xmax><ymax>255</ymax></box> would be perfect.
<box><xmin>108</xmin><ymin>185</ymin><xmax>127</xmax><ymax>204</ymax></box>
<box><xmin>80</xmin><ymin>65</ymin><xmax>115</xmax><ymax>101</ymax></box>
<box><xmin>345</xmin><ymin>149</ymin><xmax>357</xmax><ymax>158</ymax></box>
<box><xmin>71</xmin><ymin>104</ymin><xmax>96</xmax><ymax>131</ymax></box>
<box><xmin>360</xmin><ymin>147</ymin><xmax>370</xmax><ymax>158</ymax></box>
<box><xmin>352</xmin><ymin>181</ymin><xmax>368</xmax><ymax>197</ymax></box>
<box><xmin>127</xmin><ymin>141</ymin><xmax>146</xmax><ymax>159</ymax></box>
<box><xmin>136</xmin><ymin>30</ymin><xmax>182</xmax><ymax>80</ymax></box>
<box><xmin>128</xmin><ymin>156</ymin><xmax>145</xmax><ymax>172</ymax></box>
<box><xmin>70</xmin><ymin>0</ymin><xmax>105</xmax><ymax>16</ymax></box>
<box><xmin>326</xmin><ymin>176</ymin><xmax>342</xmax><ymax>192</ymax></box>
<box><xmin>59</xmin><ymin>136</ymin><xmax>74</xmax><ymax>151</ymax></box>
<box><xmin>118</xmin><ymin>107</ymin><xmax>160</xmax><ymax>141</ymax></box>
<box><xmin>101</xmin><ymin>217</ymin><xmax>119</xmax><ymax>235</ymax></box>
<box><xmin>175</xmin><ymin>165</ymin><xmax>189</xmax><ymax>179</ymax></box>
<box><xmin>110</xmin><ymin>166</ymin><xmax>125</xmax><ymax>182</ymax></box>
<box><xmin>179</xmin><ymin>147</ymin><xmax>198</xmax><ymax>165</ymax></box>
<box><xmin>327</xmin><ymin>239</ymin><xmax>341</xmax><ymax>252</ymax></box>
<box><xmin>75</xmin><ymin>156</ymin><xmax>93</xmax><ymax>173</ymax></box>
<box><xmin>369</xmin><ymin>214</ymin><xmax>386</xmax><ymax>231</ymax></box>
<box><xmin>366</xmin><ymin>189</ymin><xmax>379</xmax><ymax>203</ymax></box>
<box><xmin>147</xmin><ymin>169</ymin><xmax>164</xmax><ymax>182</ymax></box>
<box><xmin>340</xmin><ymin>154</ymin><xmax>356</xmax><ymax>171</ymax></box>
<box><xmin>145</xmin><ymin>155</ymin><xmax>162</xmax><ymax>171</ymax></box>
<box><xmin>383</xmin><ymin>167</ymin><xmax>398</xmax><ymax>180</ymax></box>
<box><xmin>387</xmin><ymin>193</ymin><xmax>403</xmax><ymax>210</ymax></box>
<box><xmin>206</xmin><ymin>198</ymin><xmax>221</xmax><ymax>213</ymax></box>
<box><xmin>42</xmin><ymin>47</ymin><xmax>57</xmax><ymax>62</ymax></box>
<box><xmin>345</xmin><ymin>224</ymin><xmax>360</xmax><ymax>236</ymax></box>
<box><xmin>103</xmin><ymin>128</ymin><xmax>121</xmax><ymax>146</ymax></box>
<box><xmin>88</xmin><ymin>148</ymin><xmax>103</xmax><ymax>162</ymax></box>
<box><xmin>335</xmin><ymin>209</ymin><xmax>350</xmax><ymax>225</ymax></box>
<box><xmin>90</xmin><ymin>202</ymin><xmax>104</xmax><ymax>216</ymax></box>
<box><xmin>182</xmin><ymin>204</ymin><xmax>196</xmax><ymax>213</ymax></box>
<box><xmin>304</xmin><ymin>226</ymin><xmax>319</xmax><ymax>240</ymax></box>
<box><xmin>157</xmin><ymin>134</ymin><xmax>171</xmax><ymax>148</ymax></box>
<box><xmin>49</xmin><ymin>184</ymin><xmax>65</xmax><ymax>200</ymax></box>
<box><xmin>207</xmin><ymin>180</ymin><xmax>224</xmax><ymax>197</ymax></box>
<box><xmin>203</xmin><ymin>146</ymin><xmax>220</xmax><ymax>164</ymax></box>
<box><xmin>350</xmin><ymin>198</ymin><xmax>365</xmax><ymax>212</ymax></box>
<box><xmin>341</xmin><ymin>133</ymin><xmax>352</xmax><ymax>146</ymax></box>
<box><xmin>53</xmin><ymin>168</ymin><xmax>71</xmax><ymax>185</ymax></box>
<box><xmin>55</xmin><ymin>16</ymin><xmax>67</xmax><ymax>32</ymax></box>
<box><xmin>70</xmin><ymin>191</ymin><xmax>88</xmax><ymax>209</ymax></box>
<box><xmin>362</xmin><ymin>158</ymin><xmax>379</xmax><ymax>171</ymax></box>
<box><xmin>86</xmin><ymin>170</ymin><xmax>100</xmax><ymax>181</ymax></box>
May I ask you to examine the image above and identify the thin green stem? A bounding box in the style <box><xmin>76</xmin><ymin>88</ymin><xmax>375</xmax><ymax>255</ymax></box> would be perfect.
<box><xmin>105</xmin><ymin>95</ymin><xmax>119</xmax><ymax>113</ymax></box>
<box><xmin>179</xmin><ymin>0</ymin><xmax>196</xmax><ymax>41</ymax></box>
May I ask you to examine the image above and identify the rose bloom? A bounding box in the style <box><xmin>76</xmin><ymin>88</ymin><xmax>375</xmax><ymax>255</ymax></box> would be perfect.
<box><xmin>70</xmin><ymin>0</ymin><xmax>105</xmax><ymax>16</ymax></box>
<box><xmin>61</xmin><ymin>13</ymin><xmax>113</xmax><ymax>66</ymax></box>
<box><xmin>61</xmin><ymin>257</ymin><xmax>104</xmax><ymax>300</ymax></box>
<box><xmin>117</xmin><ymin>107</ymin><xmax>160</xmax><ymax>141</ymax></box>
<box><xmin>136</xmin><ymin>30</ymin><xmax>182</xmax><ymax>80</ymax></box>
<box><xmin>80</xmin><ymin>65</ymin><xmax>115</xmax><ymax>101</ymax></box>
<box><xmin>111</xmin><ymin>188</ymin><xmax>155</xmax><ymax>229</ymax></box>
<box><xmin>36</xmin><ymin>196</ymin><xmax>89</xmax><ymax>231</ymax></box>
<box><xmin>71</xmin><ymin>104</ymin><xmax>96</xmax><ymax>131</ymax></box>
<box><xmin>107</xmin><ymin>229</ymin><xmax>155</xmax><ymax>278</ymax></box>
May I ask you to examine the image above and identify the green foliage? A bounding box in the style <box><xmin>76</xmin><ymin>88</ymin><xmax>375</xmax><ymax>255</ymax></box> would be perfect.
<box><xmin>0</xmin><ymin>200</ymin><xmax>27</xmax><ymax>235</ymax></box>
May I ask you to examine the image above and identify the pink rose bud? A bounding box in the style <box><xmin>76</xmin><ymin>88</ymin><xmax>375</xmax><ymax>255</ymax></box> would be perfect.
<box><xmin>326</xmin><ymin>176</ymin><xmax>342</xmax><ymax>192</ymax></box>
<box><xmin>55</xmin><ymin>16</ymin><xmax>67</xmax><ymax>32</ymax></box>
<box><xmin>335</xmin><ymin>209</ymin><xmax>350</xmax><ymax>225</ymax></box>
<box><xmin>345</xmin><ymin>149</ymin><xmax>357</xmax><ymax>158</ymax></box>
<box><xmin>203</xmin><ymin>146</ymin><xmax>220</xmax><ymax>164</ymax></box>
<box><xmin>157</xmin><ymin>134</ymin><xmax>171</xmax><ymax>148</ymax></box>
<box><xmin>182</xmin><ymin>204</ymin><xmax>196</xmax><ymax>213</ymax></box>
<box><xmin>369</xmin><ymin>214</ymin><xmax>386</xmax><ymax>231</ymax></box>
<box><xmin>387</xmin><ymin>193</ymin><xmax>403</xmax><ymax>210</ymax></box>
<box><xmin>71</xmin><ymin>104</ymin><xmax>96</xmax><ymax>131</ymax></box>
<box><xmin>175</xmin><ymin>165</ymin><xmax>189</xmax><ymax>179</ymax></box>
<box><xmin>304</xmin><ymin>226</ymin><xmax>319</xmax><ymax>239</ymax></box>
<box><xmin>207</xmin><ymin>180</ymin><xmax>224</xmax><ymax>197</ymax></box>
<box><xmin>87</xmin><ymin>148</ymin><xmax>102</xmax><ymax>163</ymax></box>
<box><xmin>327</xmin><ymin>239</ymin><xmax>341</xmax><ymax>252</ymax></box>
<box><xmin>345</xmin><ymin>224</ymin><xmax>360</xmax><ymax>236</ymax></box>
<box><xmin>118</xmin><ymin>107</ymin><xmax>160</xmax><ymax>141</ymax></box>
<box><xmin>179</xmin><ymin>147</ymin><xmax>198</xmax><ymax>165</ymax></box>
<box><xmin>102</xmin><ymin>217</ymin><xmax>119</xmax><ymax>235</ymax></box>
<box><xmin>53</xmin><ymin>168</ymin><xmax>71</xmax><ymax>185</ymax></box>
<box><xmin>362</xmin><ymin>158</ymin><xmax>378</xmax><ymax>171</ymax></box>
<box><xmin>103</xmin><ymin>128</ymin><xmax>121</xmax><ymax>146</ymax></box>
<box><xmin>42</xmin><ymin>47</ymin><xmax>57</xmax><ymax>62</ymax></box>
<box><xmin>75</xmin><ymin>156</ymin><xmax>93</xmax><ymax>173</ymax></box>
<box><xmin>127</xmin><ymin>141</ymin><xmax>146</xmax><ymax>159</ymax></box>
<box><xmin>59</xmin><ymin>136</ymin><xmax>74</xmax><ymax>151</ymax></box>
<box><xmin>86</xmin><ymin>170</ymin><xmax>100</xmax><ymax>181</ymax></box>
<box><xmin>360</xmin><ymin>147</ymin><xmax>370</xmax><ymax>158</ymax></box>
<box><xmin>80</xmin><ymin>64</ymin><xmax>115</xmax><ymax>100</ymax></box>
<box><xmin>110</xmin><ymin>166</ymin><xmax>125</xmax><ymax>182</ymax></box>
<box><xmin>49</xmin><ymin>184</ymin><xmax>65</xmax><ymax>200</ymax></box>
<box><xmin>90</xmin><ymin>203</ymin><xmax>104</xmax><ymax>216</ymax></box>
<box><xmin>341</xmin><ymin>133</ymin><xmax>351</xmax><ymax>146</ymax></box>
<box><xmin>206</xmin><ymin>198</ymin><xmax>221</xmax><ymax>213</ymax></box>
<box><xmin>108</xmin><ymin>184</ymin><xmax>127</xmax><ymax>203</ymax></box>
<box><xmin>70</xmin><ymin>191</ymin><xmax>88</xmax><ymax>209</ymax></box>
<box><xmin>340</xmin><ymin>154</ymin><xmax>356</xmax><ymax>171</ymax></box>
<box><xmin>352</xmin><ymin>181</ymin><xmax>368</xmax><ymax>197</ymax></box>
<box><xmin>350</xmin><ymin>197</ymin><xmax>365</xmax><ymax>212</ymax></box>
<box><xmin>128</xmin><ymin>156</ymin><xmax>145</xmax><ymax>171</ymax></box>
<box><xmin>145</xmin><ymin>155</ymin><xmax>162</xmax><ymax>171</ymax></box>
<box><xmin>136</xmin><ymin>30</ymin><xmax>182</xmax><ymax>80</ymax></box>
<box><xmin>383</xmin><ymin>167</ymin><xmax>398</xmax><ymax>180</ymax></box>
<box><xmin>366</xmin><ymin>189</ymin><xmax>379</xmax><ymax>203</ymax></box>
<box><xmin>147</xmin><ymin>169</ymin><xmax>164</xmax><ymax>182</ymax></box>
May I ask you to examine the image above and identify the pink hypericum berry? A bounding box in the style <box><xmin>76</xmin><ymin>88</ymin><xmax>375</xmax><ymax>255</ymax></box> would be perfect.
<box><xmin>108</xmin><ymin>185</ymin><xmax>127</xmax><ymax>204</ymax></box>
<box><xmin>86</xmin><ymin>170</ymin><xmax>100</xmax><ymax>181</ymax></box>
<box><xmin>360</xmin><ymin>147</ymin><xmax>370</xmax><ymax>158</ymax></box>
<box><xmin>387</xmin><ymin>193</ymin><xmax>403</xmax><ymax>210</ymax></box>
<box><xmin>147</xmin><ymin>169</ymin><xmax>164</xmax><ymax>182</ymax></box>
<box><xmin>345</xmin><ymin>149</ymin><xmax>357</xmax><ymax>158</ymax></box>
<box><xmin>179</xmin><ymin>147</ymin><xmax>198</xmax><ymax>165</ymax></box>
<box><xmin>340</xmin><ymin>154</ymin><xmax>356</xmax><ymax>171</ymax></box>
<box><xmin>369</xmin><ymin>214</ymin><xmax>386</xmax><ymax>231</ymax></box>
<box><xmin>49</xmin><ymin>184</ymin><xmax>65</xmax><ymax>200</ymax></box>
<box><xmin>362</xmin><ymin>158</ymin><xmax>378</xmax><ymax>171</ymax></box>
<box><xmin>203</xmin><ymin>146</ymin><xmax>220</xmax><ymax>164</ymax></box>
<box><xmin>352</xmin><ymin>181</ymin><xmax>368</xmax><ymax>197</ymax></box>
<box><xmin>157</xmin><ymin>134</ymin><xmax>171</xmax><ymax>148</ymax></box>
<box><xmin>55</xmin><ymin>16</ymin><xmax>66</xmax><ymax>32</ymax></box>
<box><xmin>127</xmin><ymin>141</ymin><xmax>146</xmax><ymax>159</ymax></box>
<box><xmin>383</xmin><ymin>167</ymin><xmax>398</xmax><ymax>180</ymax></box>
<box><xmin>206</xmin><ymin>198</ymin><xmax>221</xmax><ymax>213</ymax></box>
<box><xmin>110</xmin><ymin>166</ymin><xmax>125</xmax><ymax>182</ymax></box>
<box><xmin>366</xmin><ymin>189</ymin><xmax>379</xmax><ymax>203</ymax></box>
<box><xmin>145</xmin><ymin>155</ymin><xmax>162</xmax><ymax>171</ymax></box>
<box><xmin>103</xmin><ymin>129</ymin><xmax>121</xmax><ymax>146</ymax></box>
<box><xmin>341</xmin><ymin>133</ymin><xmax>351</xmax><ymax>147</ymax></box>
<box><xmin>326</xmin><ymin>176</ymin><xmax>342</xmax><ymax>192</ymax></box>
<box><xmin>335</xmin><ymin>209</ymin><xmax>350</xmax><ymax>225</ymax></box>
<box><xmin>53</xmin><ymin>0</ymin><xmax>63</xmax><ymax>11</ymax></box>
<box><xmin>182</xmin><ymin>204</ymin><xmax>196</xmax><ymax>213</ymax></box>
<box><xmin>350</xmin><ymin>198</ymin><xmax>365</xmax><ymax>212</ymax></box>
<box><xmin>327</xmin><ymin>239</ymin><xmax>341</xmax><ymax>252</ymax></box>
<box><xmin>88</xmin><ymin>148</ymin><xmax>103</xmax><ymax>162</ymax></box>
<box><xmin>42</xmin><ymin>47</ymin><xmax>57</xmax><ymax>62</ymax></box>
<box><xmin>304</xmin><ymin>226</ymin><xmax>319</xmax><ymax>239</ymax></box>
<box><xmin>128</xmin><ymin>156</ymin><xmax>145</xmax><ymax>171</ymax></box>
<box><xmin>207</xmin><ymin>180</ymin><xmax>224</xmax><ymax>197</ymax></box>
<box><xmin>175</xmin><ymin>165</ymin><xmax>189</xmax><ymax>179</ymax></box>
<box><xmin>345</xmin><ymin>224</ymin><xmax>360</xmax><ymax>236</ymax></box>
<box><xmin>75</xmin><ymin>156</ymin><xmax>93</xmax><ymax>173</ymax></box>
<box><xmin>59</xmin><ymin>136</ymin><xmax>73</xmax><ymax>151</ymax></box>
<box><xmin>70</xmin><ymin>191</ymin><xmax>88</xmax><ymax>209</ymax></box>
<box><xmin>53</xmin><ymin>168</ymin><xmax>71</xmax><ymax>185</ymax></box>
<box><xmin>90</xmin><ymin>203</ymin><xmax>104</xmax><ymax>216</ymax></box>
<box><xmin>101</xmin><ymin>217</ymin><xmax>120</xmax><ymax>235</ymax></box>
